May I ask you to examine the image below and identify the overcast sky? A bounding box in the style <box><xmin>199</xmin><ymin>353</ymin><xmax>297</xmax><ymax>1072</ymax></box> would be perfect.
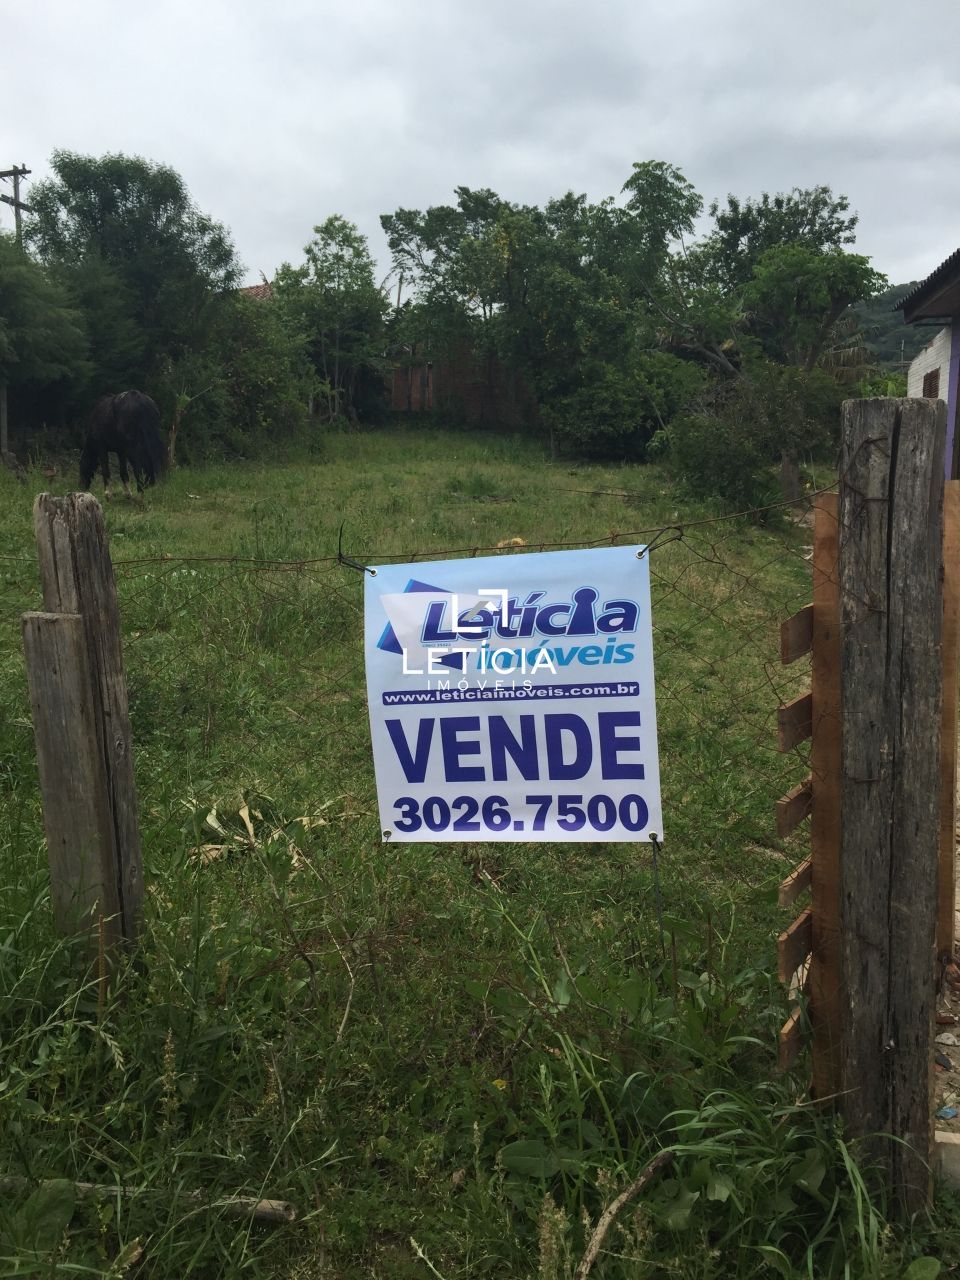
<box><xmin>4</xmin><ymin>0</ymin><xmax>958</xmax><ymax>289</ymax></box>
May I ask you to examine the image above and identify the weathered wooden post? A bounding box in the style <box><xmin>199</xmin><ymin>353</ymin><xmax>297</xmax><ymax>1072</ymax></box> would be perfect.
<box><xmin>21</xmin><ymin>493</ymin><xmax>143</xmax><ymax>947</ymax></box>
<box><xmin>838</xmin><ymin>397</ymin><xmax>945</xmax><ymax>1213</ymax></box>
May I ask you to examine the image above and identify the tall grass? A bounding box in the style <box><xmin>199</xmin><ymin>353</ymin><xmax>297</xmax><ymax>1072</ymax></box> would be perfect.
<box><xmin>0</xmin><ymin>431</ymin><xmax>954</xmax><ymax>1276</ymax></box>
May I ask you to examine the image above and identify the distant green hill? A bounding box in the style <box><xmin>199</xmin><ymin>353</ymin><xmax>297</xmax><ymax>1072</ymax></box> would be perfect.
<box><xmin>855</xmin><ymin>282</ymin><xmax>933</xmax><ymax>368</ymax></box>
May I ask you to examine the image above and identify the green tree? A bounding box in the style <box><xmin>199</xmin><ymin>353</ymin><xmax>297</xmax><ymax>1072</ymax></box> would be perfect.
<box><xmin>381</xmin><ymin>187</ymin><xmax>507</xmax><ymax>321</ymax></box>
<box><xmin>619</xmin><ymin>159</ymin><xmax>702</xmax><ymax>278</ymax></box>
<box><xmin>58</xmin><ymin>253</ymin><xmax>145</xmax><ymax>391</ymax></box>
<box><xmin>742</xmin><ymin>244</ymin><xmax>885</xmax><ymax>370</ymax></box>
<box><xmin>396</xmin><ymin>192</ymin><xmax>633</xmax><ymax>439</ymax></box>
<box><xmin>0</xmin><ymin>232</ymin><xmax>87</xmax><ymax>449</ymax></box>
<box><xmin>26</xmin><ymin>151</ymin><xmax>240</xmax><ymax>389</ymax></box>
<box><xmin>274</xmin><ymin>216</ymin><xmax>387</xmax><ymax>423</ymax></box>
<box><xmin>591</xmin><ymin>162</ymin><xmax>744</xmax><ymax>382</ymax></box>
<box><xmin>381</xmin><ymin>172</ymin><xmax>710</xmax><ymax>452</ymax></box>
<box><xmin>381</xmin><ymin>187</ymin><xmax>511</xmax><ymax>415</ymax></box>
<box><xmin>705</xmin><ymin>185</ymin><xmax>859</xmax><ymax>290</ymax></box>
<box><xmin>153</xmin><ymin>293</ymin><xmax>311</xmax><ymax>463</ymax></box>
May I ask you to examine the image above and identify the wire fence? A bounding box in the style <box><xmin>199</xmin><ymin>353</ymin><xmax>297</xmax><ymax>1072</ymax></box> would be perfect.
<box><xmin>0</xmin><ymin>494</ymin><xmax>819</xmax><ymax>942</ymax></box>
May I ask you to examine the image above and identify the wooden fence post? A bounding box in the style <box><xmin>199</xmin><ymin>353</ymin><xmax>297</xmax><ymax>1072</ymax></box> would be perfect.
<box><xmin>22</xmin><ymin>612</ymin><xmax>120</xmax><ymax>938</ymax></box>
<box><xmin>838</xmin><ymin>397</ymin><xmax>945</xmax><ymax>1213</ymax></box>
<box><xmin>24</xmin><ymin>493</ymin><xmax>143</xmax><ymax>945</ymax></box>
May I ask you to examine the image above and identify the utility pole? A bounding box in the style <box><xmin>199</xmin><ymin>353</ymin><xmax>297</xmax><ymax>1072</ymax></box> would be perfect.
<box><xmin>0</xmin><ymin>165</ymin><xmax>33</xmax><ymax>457</ymax></box>
<box><xmin>0</xmin><ymin>164</ymin><xmax>33</xmax><ymax>246</ymax></box>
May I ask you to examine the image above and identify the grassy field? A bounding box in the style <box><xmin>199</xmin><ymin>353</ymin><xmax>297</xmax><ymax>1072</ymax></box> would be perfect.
<box><xmin>0</xmin><ymin>427</ymin><xmax>954</xmax><ymax>1278</ymax></box>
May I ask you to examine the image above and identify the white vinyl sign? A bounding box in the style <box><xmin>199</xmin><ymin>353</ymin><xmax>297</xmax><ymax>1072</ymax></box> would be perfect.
<box><xmin>364</xmin><ymin>545</ymin><xmax>662</xmax><ymax>843</ymax></box>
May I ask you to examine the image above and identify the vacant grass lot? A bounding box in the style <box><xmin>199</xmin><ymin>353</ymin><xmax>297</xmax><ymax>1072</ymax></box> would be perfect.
<box><xmin>0</xmin><ymin>428</ymin><xmax>954</xmax><ymax>1278</ymax></box>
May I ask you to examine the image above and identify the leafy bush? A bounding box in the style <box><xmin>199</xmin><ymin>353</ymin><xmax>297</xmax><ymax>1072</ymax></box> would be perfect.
<box><xmin>546</xmin><ymin>354</ymin><xmax>705</xmax><ymax>460</ymax></box>
<box><xmin>856</xmin><ymin>371</ymin><xmax>908</xmax><ymax>397</ymax></box>
<box><xmin>657</xmin><ymin>406</ymin><xmax>780</xmax><ymax>511</ymax></box>
<box><xmin>657</xmin><ymin>362</ymin><xmax>842</xmax><ymax>511</ymax></box>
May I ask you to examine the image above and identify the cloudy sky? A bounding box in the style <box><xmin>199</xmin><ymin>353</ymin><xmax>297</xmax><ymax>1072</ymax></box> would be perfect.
<box><xmin>4</xmin><ymin>0</ymin><xmax>958</xmax><ymax>289</ymax></box>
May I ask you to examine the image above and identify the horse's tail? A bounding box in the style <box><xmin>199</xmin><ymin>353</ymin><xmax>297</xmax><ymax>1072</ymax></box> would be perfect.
<box><xmin>79</xmin><ymin>439</ymin><xmax>98</xmax><ymax>490</ymax></box>
<box><xmin>81</xmin><ymin>394</ymin><xmax>115</xmax><ymax>488</ymax></box>
<box><xmin>118</xmin><ymin>391</ymin><xmax>169</xmax><ymax>486</ymax></box>
<box><xmin>140</xmin><ymin>408</ymin><xmax>169</xmax><ymax>486</ymax></box>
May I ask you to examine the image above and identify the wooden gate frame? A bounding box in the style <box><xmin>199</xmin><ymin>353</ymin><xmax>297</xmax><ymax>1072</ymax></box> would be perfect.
<box><xmin>776</xmin><ymin>492</ymin><xmax>841</xmax><ymax>1089</ymax></box>
<box><xmin>773</xmin><ymin>398</ymin><xmax>958</xmax><ymax>1211</ymax></box>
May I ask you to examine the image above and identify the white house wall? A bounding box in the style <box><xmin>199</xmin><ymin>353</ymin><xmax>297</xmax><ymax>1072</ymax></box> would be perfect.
<box><xmin>907</xmin><ymin>326</ymin><xmax>952</xmax><ymax>399</ymax></box>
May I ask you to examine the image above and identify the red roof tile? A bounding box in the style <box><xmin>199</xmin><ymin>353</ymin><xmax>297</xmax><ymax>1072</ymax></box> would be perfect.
<box><xmin>239</xmin><ymin>282</ymin><xmax>273</xmax><ymax>302</ymax></box>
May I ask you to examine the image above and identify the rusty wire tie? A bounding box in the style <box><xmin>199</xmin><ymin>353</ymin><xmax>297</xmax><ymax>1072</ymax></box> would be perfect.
<box><xmin>636</xmin><ymin>526</ymin><xmax>684</xmax><ymax>559</ymax></box>
<box><xmin>337</xmin><ymin>522</ymin><xmax>377</xmax><ymax>576</ymax></box>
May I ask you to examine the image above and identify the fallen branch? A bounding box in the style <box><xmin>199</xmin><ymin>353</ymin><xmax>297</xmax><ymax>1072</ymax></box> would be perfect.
<box><xmin>574</xmin><ymin>1150</ymin><xmax>674</xmax><ymax>1279</ymax></box>
<box><xmin>0</xmin><ymin>1176</ymin><xmax>297</xmax><ymax>1223</ymax></box>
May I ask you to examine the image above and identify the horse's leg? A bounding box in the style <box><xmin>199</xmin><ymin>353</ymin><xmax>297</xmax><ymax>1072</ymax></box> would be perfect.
<box><xmin>118</xmin><ymin>452</ymin><xmax>133</xmax><ymax>499</ymax></box>
<box><xmin>101</xmin><ymin>451</ymin><xmax>112</xmax><ymax>500</ymax></box>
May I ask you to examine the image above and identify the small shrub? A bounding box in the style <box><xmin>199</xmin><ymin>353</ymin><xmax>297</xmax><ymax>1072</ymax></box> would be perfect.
<box><xmin>547</xmin><ymin>354</ymin><xmax>705</xmax><ymax>460</ymax></box>
<box><xmin>659</xmin><ymin>362</ymin><xmax>841</xmax><ymax>511</ymax></box>
<box><xmin>856</xmin><ymin>371</ymin><xmax>908</xmax><ymax>397</ymax></box>
<box><xmin>661</xmin><ymin>408</ymin><xmax>780</xmax><ymax>511</ymax></box>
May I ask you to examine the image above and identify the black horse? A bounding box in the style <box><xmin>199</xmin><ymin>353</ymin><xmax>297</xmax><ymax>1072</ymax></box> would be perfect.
<box><xmin>80</xmin><ymin>391</ymin><xmax>168</xmax><ymax>498</ymax></box>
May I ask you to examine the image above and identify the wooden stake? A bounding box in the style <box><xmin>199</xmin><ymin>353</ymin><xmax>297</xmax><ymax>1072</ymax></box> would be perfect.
<box><xmin>21</xmin><ymin>612</ymin><xmax>119</xmax><ymax>940</ymax></box>
<box><xmin>31</xmin><ymin>494</ymin><xmax>143</xmax><ymax>942</ymax></box>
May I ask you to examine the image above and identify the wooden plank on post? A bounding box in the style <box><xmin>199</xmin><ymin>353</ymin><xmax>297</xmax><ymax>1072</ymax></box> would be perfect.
<box><xmin>781</xmin><ymin>604</ymin><xmax>814</xmax><ymax>665</ymax></box>
<box><xmin>776</xmin><ymin>775</ymin><xmax>813</xmax><ymax>838</ymax></box>
<box><xmin>777</xmin><ymin>691</ymin><xmax>812</xmax><ymax>751</ymax></box>
<box><xmin>31</xmin><ymin>494</ymin><xmax>143</xmax><ymax>942</ymax></box>
<box><xmin>810</xmin><ymin>492</ymin><xmax>842</xmax><ymax>1103</ymax></box>
<box><xmin>778</xmin><ymin>857</ymin><xmax>812</xmax><ymax>908</ymax></box>
<box><xmin>21</xmin><ymin>612</ymin><xmax>122</xmax><ymax>942</ymax></box>
<box><xmin>777</xmin><ymin>907</ymin><xmax>812</xmax><ymax>984</ymax></box>
<box><xmin>939</xmin><ymin>479</ymin><xmax>960</xmax><ymax>958</ymax></box>
<box><xmin>839</xmin><ymin>397</ymin><xmax>945</xmax><ymax>1214</ymax></box>
<box><xmin>778</xmin><ymin>1006</ymin><xmax>803</xmax><ymax>1071</ymax></box>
